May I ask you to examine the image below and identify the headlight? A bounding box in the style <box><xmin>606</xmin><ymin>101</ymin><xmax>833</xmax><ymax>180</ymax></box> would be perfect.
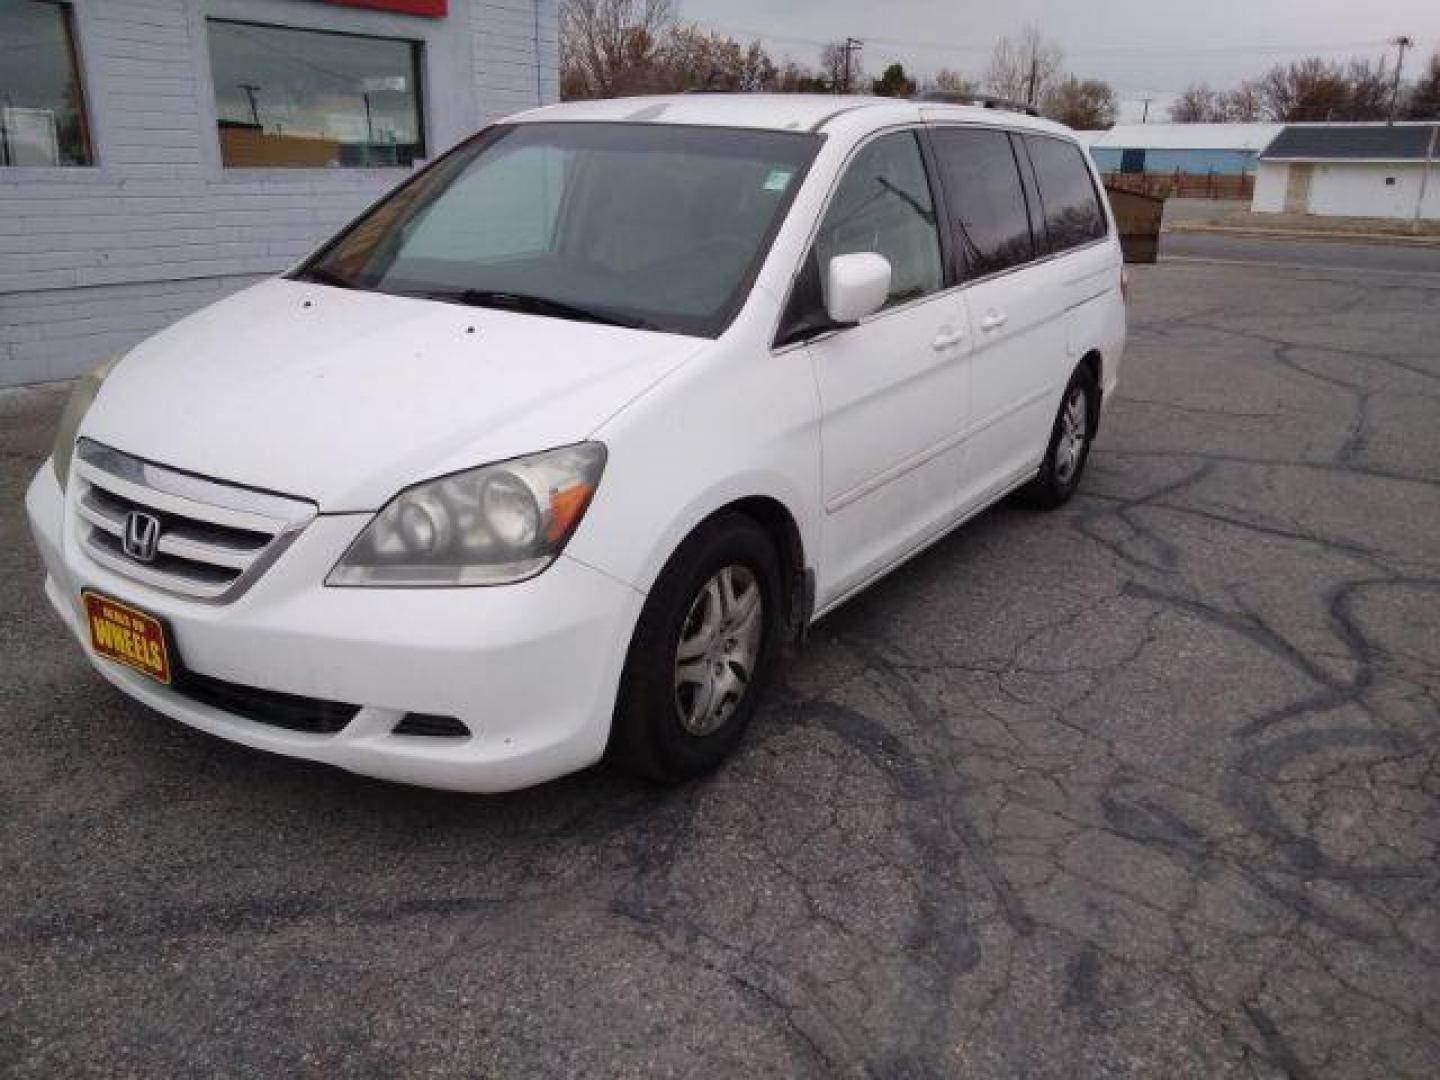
<box><xmin>327</xmin><ymin>443</ymin><xmax>607</xmax><ymax>587</ymax></box>
<box><xmin>53</xmin><ymin>353</ymin><xmax>122</xmax><ymax>491</ymax></box>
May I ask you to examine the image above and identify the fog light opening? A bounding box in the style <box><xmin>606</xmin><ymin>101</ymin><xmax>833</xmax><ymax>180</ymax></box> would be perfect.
<box><xmin>392</xmin><ymin>713</ymin><xmax>471</xmax><ymax>739</ymax></box>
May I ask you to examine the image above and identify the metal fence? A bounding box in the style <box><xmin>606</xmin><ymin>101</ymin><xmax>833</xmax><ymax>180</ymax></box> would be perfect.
<box><xmin>1102</xmin><ymin>171</ymin><xmax>1255</xmax><ymax>200</ymax></box>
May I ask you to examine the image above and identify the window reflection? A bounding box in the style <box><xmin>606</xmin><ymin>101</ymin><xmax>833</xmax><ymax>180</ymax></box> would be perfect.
<box><xmin>1025</xmin><ymin>135</ymin><xmax>1108</xmax><ymax>251</ymax></box>
<box><xmin>931</xmin><ymin>128</ymin><xmax>1036</xmax><ymax>279</ymax></box>
<box><xmin>0</xmin><ymin>0</ymin><xmax>92</xmax><ymax>167</ymax></box>
<box><xmin>814</xmin><ymin>132</ymin><xmax>943</xmax><ymax>308</ymax></box>
<box><xmin>208</xmin><ymin>20</ymin><xmax>424</xmax><ymax>168</ymax></box>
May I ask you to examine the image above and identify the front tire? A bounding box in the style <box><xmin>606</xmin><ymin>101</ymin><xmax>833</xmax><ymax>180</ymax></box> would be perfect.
<box><xmin>607</xmin><ymin>514</ymin><xmax>783</xmax><ymax>783</ymax></box>
<box><xmin>1023</xmin><ymin>364</ymin><xmax>1098</xmax><ymax>509</ymax></box>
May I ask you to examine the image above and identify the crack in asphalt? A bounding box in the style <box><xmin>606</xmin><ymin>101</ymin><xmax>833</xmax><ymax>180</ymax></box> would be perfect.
<box><xmin>2</xmin><ymin>263</ymin><xmax>1438</xmax><ymax>1076</ymax></box>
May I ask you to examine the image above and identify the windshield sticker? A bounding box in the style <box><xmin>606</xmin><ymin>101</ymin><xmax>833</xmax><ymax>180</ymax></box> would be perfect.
<box><xmin>763</xmin><ymin>168</ymin><xmax>794</xmax><ymax>192</ymax></box>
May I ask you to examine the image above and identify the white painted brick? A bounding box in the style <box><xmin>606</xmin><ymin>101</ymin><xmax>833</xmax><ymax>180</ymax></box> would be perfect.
<box><xmin>99</xmin><ymin>75</ymin><xmax>198</xmax><ymax>97</ymax></box>
<box><xmin>87</xmin><ymin>20</ymin><xmax>190</xmax><ymax>46</ymax></box>
<box><xmin>106</xmin><ymin>127</ymin><xmax>203</xmax><ymax>147</ymax></box>
<box><xmin>99</xmin><ymin>38</ymin><xmax>191</xmax><ymax>62</ymax></box>
<box><xmin>90</xmin><ymin>7</ymin><xmax>189</xmax><ymax>32</ymax></box>
<box><xmin>102</xmin><ymin>93</ymin><xmax>199</xmax><ymax>115</ymax></box>
<box><xmin>94</xmin><ymin>56</ymin><xmax>195</xmax><ymax>81</ymax></box>
<box><xmin>108</xmin><ymin>147</ymin><xmax>203</xmax><ymax>167</ymax></box>
<box><xmin>71</xmin><ymin>255</ymin><xmax>280</xmax><ymax>287</ymax></box>
<box><xmin>2</xmin><ymin>0</ymin><xmax>553</xmax><ymax>386</ymax></box>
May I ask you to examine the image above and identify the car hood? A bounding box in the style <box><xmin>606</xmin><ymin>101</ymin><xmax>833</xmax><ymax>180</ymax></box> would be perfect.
<box><xmin>82</xmin><ymin>278</ymin><xmax>702</xmax><ymax>510</ymax></box>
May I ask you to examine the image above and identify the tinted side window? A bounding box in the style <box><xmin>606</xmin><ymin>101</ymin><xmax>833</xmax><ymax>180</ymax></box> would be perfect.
<box><xmin>813</xmin><ymin>131</ymin><xmax>943</xmax><ymax>309</ymax></box>
<box><xmin>1025</xmin><ymin>135</ymin><xmax>1108</xmax><ymax>251</ymax></box>
<box><xmin>929</xmin><ymin>128</ymin><xmax>1034</xmax><ymax>280</ymax></box>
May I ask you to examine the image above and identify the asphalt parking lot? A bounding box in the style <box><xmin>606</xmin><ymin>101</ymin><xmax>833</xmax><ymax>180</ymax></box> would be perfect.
<box><xmin>3</xmin><ymin>254</ymin><xmax>1439</xmax><ymax>1077</ymax></box>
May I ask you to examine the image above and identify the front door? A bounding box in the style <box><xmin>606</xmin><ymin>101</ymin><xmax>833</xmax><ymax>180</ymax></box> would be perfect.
<box><xmin>1284</xmin><ymin>163</ymin><xmax>1313</xmax><ymax>213</ymax></box>
<box><xmin>929</xmin><ymin>126</ymin><xmax>1069</xmax><ymax>502</ymax></box>
<box><xmin>799</xmin><ymin>130</ymin><xmax>971</xmax><ymax>602</ymax></box>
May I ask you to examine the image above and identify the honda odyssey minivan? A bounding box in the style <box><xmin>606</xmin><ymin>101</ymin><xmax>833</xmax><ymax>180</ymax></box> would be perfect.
<box><xmin>26</xmin><ymin>94</ymin><xmax>1125</xmax><ymax>791</ymax></box>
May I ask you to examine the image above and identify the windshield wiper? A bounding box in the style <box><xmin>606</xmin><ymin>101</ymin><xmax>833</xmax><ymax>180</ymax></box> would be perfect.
<box><xmin>419</xmin><ymin>289</ymin><xmax>657</xmax><ymax>330</ymax></box>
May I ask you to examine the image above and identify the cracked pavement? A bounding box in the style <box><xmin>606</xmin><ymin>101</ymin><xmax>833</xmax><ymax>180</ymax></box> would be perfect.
<box><xmin>2</xmin><ymin>258</ymin><xmax>1439</xmax><ymax>1077</ymax></box>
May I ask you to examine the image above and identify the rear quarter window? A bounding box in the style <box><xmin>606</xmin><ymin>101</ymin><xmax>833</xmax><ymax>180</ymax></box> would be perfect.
<box><xmin>1024</xmin><ymin>135</ymin><xmax>1108</xmax><ymax>252</ymax></box>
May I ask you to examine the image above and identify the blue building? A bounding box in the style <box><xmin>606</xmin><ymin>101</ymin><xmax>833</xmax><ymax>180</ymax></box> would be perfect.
<box><xmin>1080</xmin><ymin>123</ymin><xmax>1283</xmax><ymax>177</ymax></box>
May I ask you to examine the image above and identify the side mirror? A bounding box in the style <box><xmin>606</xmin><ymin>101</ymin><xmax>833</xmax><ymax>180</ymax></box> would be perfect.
<box><xmin>824</xmin><ymin>252</ymin><xmax>891</xmax><ymax>325</ymax></box>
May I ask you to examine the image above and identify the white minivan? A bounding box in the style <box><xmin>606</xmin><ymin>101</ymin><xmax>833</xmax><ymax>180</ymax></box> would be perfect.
<box><xmin>27</xmin><ymin>94</ymin><xmax>1124</xmax><ymax>791</ymax></box>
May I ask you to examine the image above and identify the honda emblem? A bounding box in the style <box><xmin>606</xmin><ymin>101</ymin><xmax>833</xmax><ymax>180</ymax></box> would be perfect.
<box><xmin>122</xmin><ymin>511</ymin><xmax>162</xmax><ymax>563</ymax></box>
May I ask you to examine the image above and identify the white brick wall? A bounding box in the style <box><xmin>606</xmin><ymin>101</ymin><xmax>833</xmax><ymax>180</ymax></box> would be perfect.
<box><xmin>0</xmin><ymin>0</ymin><xmax>558</xmax><ymax>387</ymax></box>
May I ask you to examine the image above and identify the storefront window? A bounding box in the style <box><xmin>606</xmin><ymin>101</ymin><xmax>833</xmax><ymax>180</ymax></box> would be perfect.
<box><xmin>0</xmin><ymin>0</ymin><xmax>92</xmax><ymax>166</ymax></box>
<box><xmin>208</xmin><ymin>20</ymin><xmax>425</xmax><ymax>168</ymax></box>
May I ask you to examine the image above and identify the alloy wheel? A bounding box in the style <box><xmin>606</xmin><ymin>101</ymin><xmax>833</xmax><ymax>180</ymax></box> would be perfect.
<box><xmin>673</xmin><ymin>564</ymin><xmax>764</xmax><ymax>736</ymax></box>
<box><xmin>1055</xmin><ymin>385</ymin><xmax>1089</xmax><ymax>485</ymax></box>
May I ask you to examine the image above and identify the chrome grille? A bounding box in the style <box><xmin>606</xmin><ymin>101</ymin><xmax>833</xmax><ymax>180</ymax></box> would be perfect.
<box><xmin>73</xmin><ymin>439</ymin><xmax>317</xmax><ymax>602</ymax></box>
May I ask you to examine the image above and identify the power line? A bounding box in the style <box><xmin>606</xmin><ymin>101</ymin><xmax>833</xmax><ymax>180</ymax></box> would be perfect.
<box><xmin>690</xmin><ymin>19</ymin><xmax>1394</xmax><ymax>62</ymax></box>
<box><xmin>868</xmin><ymin>34</ymin><xmax>1395</xmax><ymax>58</ymax></box>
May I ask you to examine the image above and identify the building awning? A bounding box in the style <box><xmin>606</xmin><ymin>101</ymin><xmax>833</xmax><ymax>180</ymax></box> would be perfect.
<box><xmin>1261</xmin><ymin>123</ymin><xmax>1439</xmax><ymax>163</ymax></box>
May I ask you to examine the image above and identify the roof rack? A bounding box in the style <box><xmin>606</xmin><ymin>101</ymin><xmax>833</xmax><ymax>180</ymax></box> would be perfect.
<box><xmin>913</xmin><ymin>90</ymin><xmax>1039</xmax><ymax>117</ymax></box>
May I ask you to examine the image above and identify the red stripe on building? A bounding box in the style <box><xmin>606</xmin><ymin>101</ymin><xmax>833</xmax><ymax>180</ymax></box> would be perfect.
<box><xmin>317</xmin><ymin>0</ymin><xmax>448</xmax><ymax>17</ymax></box>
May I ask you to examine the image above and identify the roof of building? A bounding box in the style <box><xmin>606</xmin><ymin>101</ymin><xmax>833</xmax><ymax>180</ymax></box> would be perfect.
<box><xmin>505</xmin><ymin>93</ymin><xmax>1071</xmax><ymax>137</ymax></box>
<box><xmin>1080</xmin><ymin>123</ymin><xmax>1283</xmax><ymax>153</ymax></box>
<box><xmin>1261</xmin><ymin>122</ymin><xmax>1440</xmax><ymax>162</ymax></box>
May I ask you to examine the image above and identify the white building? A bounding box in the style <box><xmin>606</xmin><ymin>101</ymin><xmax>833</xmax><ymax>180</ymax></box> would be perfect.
<box><xmin>0</xmin><ymin>0</ymin><xmax>559</xmax><ymax>387</ymax></box>
<box><xmin>1252</xmin><ymin>123</ymin><xmax>1440</xmax><ymax>220</ymax></box>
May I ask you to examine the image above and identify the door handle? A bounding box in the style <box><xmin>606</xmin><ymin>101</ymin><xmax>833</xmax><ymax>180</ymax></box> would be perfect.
<box><xmin>932</xmin><ymin>326</ymin><xmax>966</xmax><ymax>350</ymax></box>
<box><xmin>979</xmin><ymin>310</ymin><xmax>1008</xmax><ymax>332</ymax></box>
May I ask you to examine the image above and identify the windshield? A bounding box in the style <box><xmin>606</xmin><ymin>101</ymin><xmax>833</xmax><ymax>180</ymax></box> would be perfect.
<box><xmin>295</xmin><ymin>122</ymin><xmax>821</xmax><ymax>337</ymax></box>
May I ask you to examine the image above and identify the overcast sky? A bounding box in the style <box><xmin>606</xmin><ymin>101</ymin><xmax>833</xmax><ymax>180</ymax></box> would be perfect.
<box><xmin>676</xmin><ymin>0</ymin><xmax>1440</xmax><ymax>122</ymax></box>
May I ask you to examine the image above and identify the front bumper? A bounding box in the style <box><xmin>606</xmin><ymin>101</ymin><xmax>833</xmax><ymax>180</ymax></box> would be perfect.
<box><xmin>26</xmin><ymin>461</ymin><xmax>644</xmax><ymax>792</ymax></box>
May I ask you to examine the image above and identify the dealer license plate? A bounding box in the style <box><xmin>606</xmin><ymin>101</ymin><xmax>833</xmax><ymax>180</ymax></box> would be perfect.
<box><xmin>82</xmin><ymin>590</ymin><xmax>173</xmax><ymax>685</ymax></box>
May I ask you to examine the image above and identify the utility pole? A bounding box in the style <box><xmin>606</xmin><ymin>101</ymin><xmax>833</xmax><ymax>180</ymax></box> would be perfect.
<box><xmin>840</xmin><ymin>37</ymin><xmax>863</xmax><ymax>94</ymax></box>
<box><xmin>1389</xmin><ymin>35</ymin><xmax>1413</xmax><ymax>124</ymax></box>
<box><xmin>1415</xmin><ymin>122</ymin><xmax>1437</xmax><ymax>233</ymax></box>
<box><xmin>1025</xmin><ymin>52</ymin><xmax>1039</xmax><ymax>107</ymax></box>
<box><xmin>1139</xmin><ymin>96</ymin><xmax>1153</xmax><ymax>123</ymax></box>
<box><xmin>238</xmin><ymin>83</ymin><xmax>262</xmax><ymax>129</ymax></box>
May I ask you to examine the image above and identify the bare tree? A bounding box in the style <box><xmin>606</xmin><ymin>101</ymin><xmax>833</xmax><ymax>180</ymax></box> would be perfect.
<box><xmin>1042</xmin><ymin>76</ymin><xmax>1117</xmax><ymax>129</ymax></box>
<box><xmin>1223</xmin><ymin>80</ymin><xmax>1264</xmax><ymax>121</ymax></box>
<box><xmin>1408</xmin><ymin>52</ymin><xmax>1440</xmax><ymax>118</ymax></box>
<box><xmin>1257</xmin><ymin>57</ymin><xmax>1351</xmax><ymax>121</ymax></box>
<box><xmin>734</xmin><ymin>39</ymin><xmax>779</xmax><ymax>92</ymax></box>
<box><xmin>1343</xmin><ymin>59</ymin><xmax>1391</xmax><ymax>120</ymax></box>
<box><xmin>774</xmin><ymin>59</ymin><xmax>830</xmax><ymax>93</ymax></box>
<box><xmin>662</xmin><ymin>27</ymin><xmax>776</xmax><ymax>92</ymax></box>
<box><xmin>985</xmin><ymin>26</ymin><xmax>1063</xmax><ymax>106</ymax></box>
<box><xmin>560</xmin><ymin>0</ymin><xmax>675</xmax><ymax>99</ymax></box>
<box><xmin>1169</xmin><ymin>83</ymin><xmax>1227</xmax><ymax>123</ymax></box>
<box><xmin>931</xmin><ymin>68</ymin><xmax>978</xmax><ymax>96</ymax></box>
<box><xmin>1183</xmin><ymin>59</ymin><xmax>1396</xmax><ymax>123</ymax></box>
<box><xmin>819</xmin><ymin>41</ymin><xmax>864</xmax><ymax>94</ymax></box>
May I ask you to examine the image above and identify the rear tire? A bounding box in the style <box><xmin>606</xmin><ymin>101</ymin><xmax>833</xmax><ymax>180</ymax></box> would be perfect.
<box><xmin>1022</xmin><ymin>364</ymin><xmax>1098</xmax><ymax>509</ymax></box>
<box><xmin>607</xmin><ymin>513</ymin><xmax>783</xmax><ymax>783</ymax></box>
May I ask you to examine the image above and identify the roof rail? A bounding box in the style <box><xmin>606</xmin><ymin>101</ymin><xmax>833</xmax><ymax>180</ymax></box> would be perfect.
<box><xmin>914</xmin><ymin>90</ymin><xmax>1039</xmax><ymax>117</ymax></box>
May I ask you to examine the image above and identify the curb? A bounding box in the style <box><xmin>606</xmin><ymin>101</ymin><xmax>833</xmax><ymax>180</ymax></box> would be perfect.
<box><xmin>1166</xmin><ymin>224</ymin><xmax>1440</xmax><ymax>248</ymax></box>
